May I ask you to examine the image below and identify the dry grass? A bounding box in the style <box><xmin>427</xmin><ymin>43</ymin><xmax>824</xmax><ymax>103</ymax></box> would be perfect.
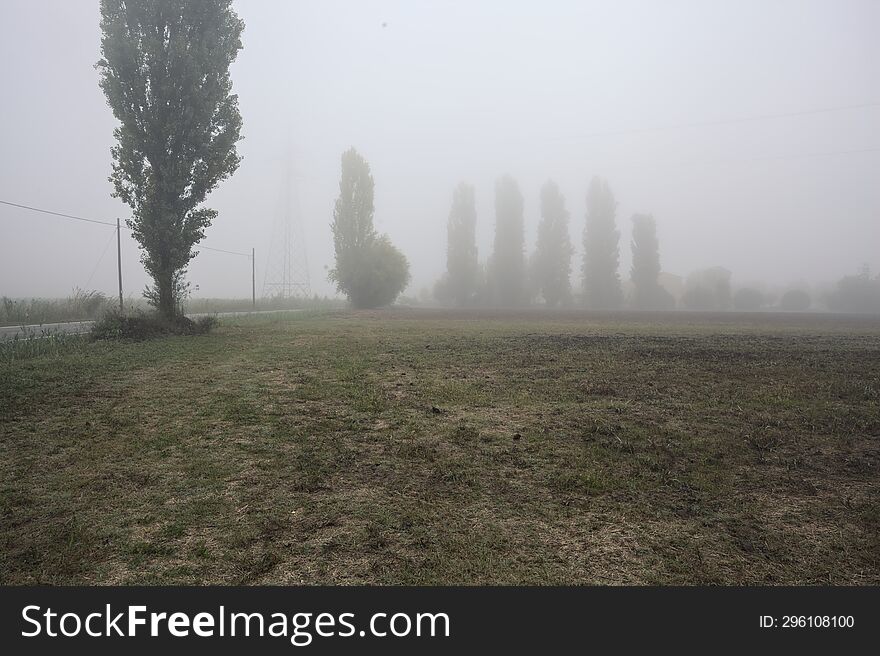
<box><xmin>1</xmin><ymin>308</ymin><xmax>878</xmax><ymax>584</ymax></box>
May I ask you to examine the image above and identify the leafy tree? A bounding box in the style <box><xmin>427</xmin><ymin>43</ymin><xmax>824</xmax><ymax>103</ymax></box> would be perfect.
<box><xmin>629</xmin><ymin>213</ymin><xmax>672</xmax><ymax>309</ymax></box>
<box><xmin>351</xmin><ymin>236</ymin><xmax>411</xmax><ymax>309</ymax></box>
<box><xmin>531</xmin><ymin>180</ymin><xmax>573</xmax><ymax>307</ymax></box>
<box><xmin>488</xmin><ymin>175</ymin><xmax>526</xmax><ymax>306</ymax></box>
<box><xmin>827</xmin><ymin>266</ymin><xmax>880</xmax><ymax>314</ymax></box>
<box><xmin>329</xmin><ymin>148</ymin><xmax>409</xmax><ymax>308</ymax></box>
<box><xmin>582</xmin><ymin>177</ymin><xmax>622</xmax><ymax>308</ymax></box>
<box><xmin>733</xmin><ymin>287</ymin><xmax>764</xmax><ymax>311</ymax></box>
<box><xmin>444</xmin><ymin>182</ymin><xmax>479</xmax><ymax>306</ymax></box>
<box><xmin>97</xmin><ymin>0</ymin><xmax>244</xmax><ymax>318</ymax></box>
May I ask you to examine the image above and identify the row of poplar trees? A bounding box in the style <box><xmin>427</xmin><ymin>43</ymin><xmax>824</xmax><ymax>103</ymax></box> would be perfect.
<box><xmin>437</xmin><ymin>176</ymin><xmax>673</xmax><ymax>309</ymax></box>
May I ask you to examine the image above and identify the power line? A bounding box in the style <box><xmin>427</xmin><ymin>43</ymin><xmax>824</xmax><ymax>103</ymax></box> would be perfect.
<box><xmin>556</xmin><ymin>101</ymin><xmax>880</xmax><ymax>141</ymax></box>
<box><xmin>667</xmin><ymin>146</ymin><xmax>880</xmax><ymax>169</ymax></box>
<box><xmin>0</xmin><ymin>198</ymin><xmax>252</xmax><ymax>257</ymax></box>
<box><xmin>84</xmin><ymin>227</ymin><xmax>118</xmax><ymax>289</ymax></box>
<box><xmin>199</xmin><ymin>244</ymin><xmax>252</xmax><ymax>258</ymax></box>
<box><xmin>0</xmin><ymin>199</ymin><xmax>117</xmax><ymax>227</ymax></box>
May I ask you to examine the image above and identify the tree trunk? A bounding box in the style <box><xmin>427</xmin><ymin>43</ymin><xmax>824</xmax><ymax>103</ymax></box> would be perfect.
<box><xmin>156</xmin><ymin>268</ymin><xmax>176</xmax><ymax>319</ymax></box>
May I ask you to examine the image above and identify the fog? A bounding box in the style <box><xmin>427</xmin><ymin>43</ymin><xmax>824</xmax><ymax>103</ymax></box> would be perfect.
<box><xmin>1</xmin><ymin>0</ymin><xmax>878</xmax><ymax>301</ymax></box>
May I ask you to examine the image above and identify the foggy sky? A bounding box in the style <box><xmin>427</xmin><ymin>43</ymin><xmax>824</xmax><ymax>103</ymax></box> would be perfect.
<box><xmin>1</xmin><ymin>0</ymin><xmax>878</xmax><ymax>300</ymax></box>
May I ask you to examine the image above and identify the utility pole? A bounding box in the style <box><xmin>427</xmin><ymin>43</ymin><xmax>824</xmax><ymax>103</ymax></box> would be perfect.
<box><xmin>252</xmin><ymin>247</ymin><xmax>256</xmax><ymax>308</ymax></box>
<box><xmin>116</xmin><ymin>218</ymin><xmax>124</xmax><ymax>311</ymax></box>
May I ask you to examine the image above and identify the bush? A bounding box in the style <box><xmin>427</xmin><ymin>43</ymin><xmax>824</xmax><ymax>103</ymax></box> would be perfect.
<box><xmin>733</xmin><ymin>288</ymin><xmax>764</xmax><ymax>311</ymax></box>
<box><xmin>779</xmin><ymin>289</ymin><xmax>811</xmax><ymax>312</ymax></box>
<box><xmin>91</xmin><ymin>311</ymin><xmax>216</xmax><ymax>340</ymax></box>
<box><xmin>827</xmin><ymin>270</ymin><xmax>880</xmax><ymax>314</ymax></box>
<box><xmin>345</xmin><ymin>236</ymin><xmax>411</xmax><ymax>309</ymax></box>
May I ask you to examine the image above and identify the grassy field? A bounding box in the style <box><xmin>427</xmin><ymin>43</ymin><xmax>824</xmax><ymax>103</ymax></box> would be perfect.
<box><xmin>1</xmin><ymin>308</ymin><xmax>878</xmax><ymax>584</ymax></box>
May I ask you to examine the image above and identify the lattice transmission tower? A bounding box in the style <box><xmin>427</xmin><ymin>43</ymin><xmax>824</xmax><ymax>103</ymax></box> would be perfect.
<box><xmin>262</xmin><ymin>160</ymin><xmax>311</xmax><ymax>300</ymax></box>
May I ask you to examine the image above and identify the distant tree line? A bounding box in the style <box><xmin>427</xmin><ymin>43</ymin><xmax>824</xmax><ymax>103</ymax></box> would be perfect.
<box><xmin>434</xmin><ymin>174</ymin><xmax>669</xmax><ymax>310</ymax></box>
<box><xmin>323</xmin><ymin>154</ymin><xmax>880</xmax><ymax>314</ymax></box>
<box><xmin>429</xmin><ymin>175</ymin><xmax>880</xmax><ymax>315</ymax></box>
<box><xmin>727</xmin><ymin>268</ymin><xmax>880</xmax><ymax>315</ymax></box>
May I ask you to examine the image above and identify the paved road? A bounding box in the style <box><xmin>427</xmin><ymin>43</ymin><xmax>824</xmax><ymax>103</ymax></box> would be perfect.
<box><xmin>0</xmin><ymin>320</ymin><xmax>94</xmax><ymax>340</ymax></box>
<box><xmin>0</xmin><ymin>309</ymin><xmax>302</xmax><ymax>340</ymax></box>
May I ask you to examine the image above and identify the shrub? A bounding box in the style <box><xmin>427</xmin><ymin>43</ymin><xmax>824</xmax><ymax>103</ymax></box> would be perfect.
<box><xmin>345</xmin><ymin>236</ymin><xmax>411</xmax><ymax>309</ymax></box>
<box><xmin>91</xmin><ymin>310</ymin><xmax>216</xmax><ymax>340</ymax></box>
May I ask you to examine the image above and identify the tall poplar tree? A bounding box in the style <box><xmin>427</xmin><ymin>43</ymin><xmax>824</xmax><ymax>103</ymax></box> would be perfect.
<box><xmin>97</xmin><ymin>0</ymin><xmax>244</xmax><ymax>318</ymax></box>
<box><xmin>531</xmin><ymin>180</ymin><xmax>573</xmax><ymax>307</ymax></box>
<box><xmin>444</xmin><ymin>182</ymin><xmax>478</xmax><ymax>306</ymax></box>
<box><xmin>630</xmin><ymin>213</ymin><xmax>671</xmax><ymax>309</ymax></box>
<box><xmin>582</xmin><ymin>177</ymin><xmax>622</xmax><ymax>309</ymax></box>
<box><xmin>329</xmin><ymin>148</ymin><xmax>409</xmax><ymax>308</ymax></box>
<box><xmin>489</xmin><ymin>175</ymin><xmax>526</xmax><ymax>306</ymax></box>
